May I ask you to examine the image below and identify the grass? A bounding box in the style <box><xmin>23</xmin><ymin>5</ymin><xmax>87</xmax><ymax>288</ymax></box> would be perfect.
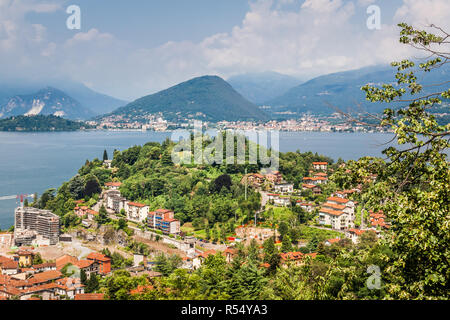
<box><xmin>298</xmin><ymin>225</ymin><xmax>342</xmax><ymax>242</ymax></box>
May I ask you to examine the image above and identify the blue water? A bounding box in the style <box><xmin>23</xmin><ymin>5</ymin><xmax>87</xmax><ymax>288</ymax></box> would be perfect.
<box><xmin>0</xmin><ymin>130</ymin><xmax>395</xmax><ymax>229</ymax></box>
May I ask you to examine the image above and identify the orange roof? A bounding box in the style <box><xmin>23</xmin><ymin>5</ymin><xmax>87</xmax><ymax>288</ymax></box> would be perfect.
<box><xmin>105</xmin><ymin>182</ymin><xmax>122</xmax><ymax>187</ymax></box>
<box><xmin>128</xmin><ymin>202</ymin><xmax>147</xmax><ymax>208</ymax></box>
<box><xmin>348</xmin><ymin>228</ymin><xmax>366</xmax><ymax>236</ymax></box>
<box><xmin>319</xmin><ymin>207</ymin><xmax>345</xmax><ymax>216</ymax></box>
<box><xmin>280</xmin><ymin>252</ymin><xmax>304</xmax><ymax>261</ymax></box>
<box><xmin>302</xmin><ymin>184</ymin><xmax>316</xmax><ymax>189</ymax></box>
<box><xmin>87</xmin><ymin>252</ymin><xmax>111</xmax><ymax>262</ymax></box>
<box><xmin>312</xmin><ymin>162</ymin><xmax>328</xmax><ymax>165</ymax></box>
<box><xmin>198</xmin><ymin>250</ymin><xmax>216</xmax><ymax>259</ymax></box>
<box><xmin>56</xmin><ymin>255</ymin><xmax>78</xmax><ymax>270</ymax></box>
<box><xmin>30</xmin><ymin>270</ymin><xmax>62</xmax><ymax>284</ymax></box>
<box><xmin>0</xmin><ymin>256</ymin><xmax>18</xmax><ymax>269</ymax></box>
<box><xmin>75</xmin><ymin>293</ymin><xmax>105</xmax><ymax>300</ymax></box>
<box><xmin>326</xmin><ymin>238</ymin><xmax>340</xmax><ymax>244</ymax></box>
<box><xmin>326</xmin><ymin>197</ymin><xmax>350</xmax><ymax>204</ymax></box>
<box><xmin>323</xmin><ymin>203</ymin><xmax>346</xmax><ymax>210</ymax></box>
<box><xmin>75</xmin><ymin>260</ymin><xmax>94</xmax><ymax>269</ymax></box>
<box><xmin>130</xmin><ymin>284</ymin><xmax>154</xmax><ymax>295</ymax></box>
<box><xmin>87</xmin><ymin>209</ymin><xmax>99</xmax><ymax>216</ymax></box>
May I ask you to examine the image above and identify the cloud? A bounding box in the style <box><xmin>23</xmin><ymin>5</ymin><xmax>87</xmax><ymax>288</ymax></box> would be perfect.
<box><xmin>1</xmin><ymin>0</ymin><xmax>449</xmax><ymax>101</ymax></box>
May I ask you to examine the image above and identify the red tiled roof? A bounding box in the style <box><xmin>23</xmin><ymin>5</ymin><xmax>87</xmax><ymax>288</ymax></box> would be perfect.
<box><xmin>128</xmin><ymin>202</ymin><xmax>147</xmax><ymax>208</ymax></box>
<box><xmin>130</xmin><ymin>284</ymin><xmax>154</xmax><ymax>295</ymax></box>
<box><xmin>87</xmin><ymin>252</ymin><xmax>111</xmax><ymax>262</ymax></box>
<box><xmin>312</xmin><ymin>162</ymin><xmax>328</xmax><ymax>165</ymax></box>
<box><xmin>326</xmin><ymin>197</ymin><xmax>350</xmax><ymax>204</ymax></box>
<box><xmin>319</xmin><ymin>207</ymin><xmax>345</xmax><ymax>216</ymax></box>
<box><xmin>105</xmin><ymin>182</ymin><xmax>122</xmax><ymax>187</ymax></box>
<box><xmin>74</xmin><ymin>260</ymin><xmax>94</xmax><ymax>269</ymax></box>
<box><xmin>75</xmin><ymin>293</ymin><xmax>105</xmax><ymax>300</ymax></box>
<box><xmin>326</xmin><ymin>238</ymin><xmax>340</xmax><ymax>244</ymax></box>
<box><xmin>348</xmin><ymin>228</ymin><xmax>365</xmax><ymax>236</ymax></box>
<box><xmin>30</xmin><ymin>270</ymin><xmax>62</xmax><ymax>284</ymax></box>
<box><xmin>323</xmin><ymin>203</ymin><xmax>346</xmax><ymax>210</ymax></box>
<box><xmin>56</xmin><ymin>255</ymin><xmax>78</xmax><ymax>270</ymax></box>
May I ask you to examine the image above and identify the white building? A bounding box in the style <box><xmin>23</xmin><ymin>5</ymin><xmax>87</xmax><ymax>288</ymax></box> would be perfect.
<box><xmin>125</xmin><ymin>202</ymin><xmax>149</xmax><ymax>223</ymax></box>
<box><xmin>274</xmin><ymin>183</ymin><xmax>294</xmax><ymax>194</ymax></box>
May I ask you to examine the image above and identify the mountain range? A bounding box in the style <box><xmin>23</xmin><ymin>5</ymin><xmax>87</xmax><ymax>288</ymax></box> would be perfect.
<box><xmin>103</xmin><ymin>75</ymin><xmax>269</xmax><ymax>122</ymax></box>
<box><xmin>0</xmin><ymin>79</ymin><xmax>127</xmax><ymax>120</ymax></box>
<box><xmin>227</xmin><ymin>71</ymin><xmax>304</xmax><ymax>104</ymax></box>
<box><xmin>265</xmin><ymin>63</ymin><xmax>450</xmax><ymax>118</ymax></box>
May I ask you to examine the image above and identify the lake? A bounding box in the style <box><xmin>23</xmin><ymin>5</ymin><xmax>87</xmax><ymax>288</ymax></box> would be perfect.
<box><xmin>0</xmin><ymin>130</ymin><xmax>395</xmax><ymax>229</ymax></box>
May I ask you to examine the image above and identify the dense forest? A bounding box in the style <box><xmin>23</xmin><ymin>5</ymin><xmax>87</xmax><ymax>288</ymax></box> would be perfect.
<box><xmin>0</xmin><ymin>115</ymin><xmax>92</xmax><ymax>132</ymax></box>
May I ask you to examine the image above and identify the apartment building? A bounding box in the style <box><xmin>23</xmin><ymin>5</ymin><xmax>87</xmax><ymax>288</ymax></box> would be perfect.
<box><xmin>125</xmin><ymin>202</ymin><xmax>149</xmax><ymax>223</ymax></box>
<box><xmin>147</xmin><ymin>209</ymin><xmax>180</xmax><ymax>235</ymax></box>
<box><xmin>14</xmin><ymin>207</ymin><xmax>60</xmax><ymax>246</ymax></box>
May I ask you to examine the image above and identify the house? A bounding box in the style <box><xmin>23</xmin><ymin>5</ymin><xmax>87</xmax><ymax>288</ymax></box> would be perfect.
<box><xmin>105</xmin><ymin>181</ymin><xmax>122</xmax><ymax>190</ymax></box>
<box><xmin>313</xmin><ymin>172</ymin><xmax>328</xmax><ymax>178</ymax></box>
<box><xmin>147</xmin><ymin>209</ymin><xmax>180</xmax><ymax>235</ymax></box>
<box><xmin>103</xmin><ymin>160</ymin><xmax>113</xmax><ymax>169</ymax></box>
<box><xmin>14</xmin><ymin>250</ymin><xmax>35</xmax><ymax>267</ymax></box>
<box><xmin>267</xmin><ymin>193</ymin><xmax>280</xmax><ymax>202</ymax></box>
<box><xmin>264</xmin><ymin>171</ymin><xmax>283</xmax><ymax>184</ymax></box>
<box><xmin>126</xmin><ymin>202</ymin><xmax>149</xmax><ymax>223</ymax></box>
<box><xmin>0</xmin><ymin>256</ymin><xmax>19</xmax><ymax>275</ymax></box>
<box><xmin>193</xmin><ymin>250</ymin><xmax>216</xmax><ymax>269</ymax></box>
<box><xmin>74</xmin><ymin>259</ymin><xmax>99</xmax><ymax>278</ymax></box>
<box><xmin>302</xmin><ymin>184</ymin><xmax>322</xmax><ymax>195</ymax></box>
<box><xmin>74</xmin><ymin>206</ymin><xmax>89</xmax><ymax>218</ymax></box>
<box><xmin>105</xmin><ymin>190</ymin><xmax>127</xmax><ymax>214</ymax></box>
<box><xmin>280</xmin><ymin>252</ymin><xmax>317</xmax><ymax>267</ymax></box>
<box><xmin>86</xmin><ymin>252</ymin><xmax>111</xmax><ymax>275</ymax></box>
<box><xmin>312</xmin><ymin>162</ymin><xmax>328</xmax><ymax>171</ymax></box>
<box><xmin>56</xmin><ymin>255</ymin><xmax>78</xmax><ymax>271</ymax></box>
<box><xmin>274</xmin><ymin>183</ymin><xmax>294</xmax><ymax>194</ymax></box>
<box><xmin>32</xmin><ymin>262</ymin><xmax>56</xmax><ymax>273</ymax></box>
<box><xmin>318</xmin><ymin>207</ymin><xmax>353</xmax><ymax>231</ymax></box>
<box><xmin>223</xmin><ymin>248</ymin><xmax>237</xmax><ymax>264</ymax></box>
<box><xmin>369</xmin><ymin>210</ymin><xmax>390</xmax><ymax>229</ymax></box>
<box><xmin>345</xmin><ymin>228</ymin><xmax>366</xmax><ymax>244</ymax></box>
<box><xmin>86</xmin><ymin>209</ymin><xmax>99</xmax><ymax>221</ymax></box>
<box><xmin>303</xmin><ymin>177</ymin><xmax>327</xmax><ymax>185</ymax></box>
<box><xmin>296</xmin><ymin>201</ymin><xmax>316</xmax><ymax>213</ymax></box>
<box><xmin>54</xmin><ymin>277</ymin><xmax>85</xmax><ymax>299</ymax></box>
<box><xmin>273</xmin><ymin>196</ymin><xmax>291</xmax><ymax>207</ymax></box>
<box><xmin>241</xmin><ymin>173</ymin><xmax>265</xmax><ymax>188</ymax></box>
<box><xmin>326</xmin><ymin>197</ymin><xmax>355</xmax><ymax>219</ymax></box>
<box><xmin>325</xmin><ymin>238</ymin><xmax>341</xmax><ymax>246</ymax></box>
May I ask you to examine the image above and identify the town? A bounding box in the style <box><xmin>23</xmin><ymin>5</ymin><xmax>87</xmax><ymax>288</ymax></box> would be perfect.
<box><xmin>0</xmin><ymin>153</ymin><xmax>390</xmax><ymax>300</ymax></box>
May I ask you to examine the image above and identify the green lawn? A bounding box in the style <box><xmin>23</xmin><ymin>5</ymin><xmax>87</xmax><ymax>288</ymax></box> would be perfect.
<box><xmin>298</xmin><ymin>225</ymin><xmax>342</xmax><ymax>242</ymax></box>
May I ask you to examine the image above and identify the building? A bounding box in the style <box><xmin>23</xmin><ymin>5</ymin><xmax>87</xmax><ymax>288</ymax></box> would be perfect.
<box><xmin>147</xmin><ymin>209</ymin><xmax>180</xmax><ymax>235</ymax></box>
<box><xmin>318</xmin><ymin>207</ymin><xmax>352</xmax><ymax>230</ymax></box>
<box><xmin>279</xmin><ymin>252</ymin><xmax>317</xmax><ymax>267</ymax></box>
<box><xmin>296</xmin><ymin>201</ymin><xmax>316</xmax><ymax>212</ymax></box>
<box><xmin>274</xmin><ymin>183</ymin><xmax>294</xmax><ymax>194</ymax></box>
<box><xmin>345</xmin><ymin>228</ymin><xmax>366</xmax><ymax>244</ymax></box>
<box><xmin>105</xmin><ymin>181</ymin><xmax>122</xmax><ymax>190</ymax></box>
<box><xmin>0</xmin><ymin>232</ymin><xmax>13</xmax><ymax>250</ymax></box>
<box><xmin>273</xmin><ymin>196</ymin><xmax>291</xmax><ymax>207</ymax></box>
<box><xmin>264</xmin><ymin>171</ymin><xmax>283</xmax><ymax>184</ymax></box>
<box><xmin>74</xmin><ymin>206</ymin><xmax>89</xmax><ymax>218</ymax></box>
<box><xmin>0</xmin><ymin>256</ymin><xmax>19</xmax><ymax>275</ymax></box>
<box><xmin>14</xmin><ymin>250</ymin><xmax>35</xmax><ymax>268</ymax></box>
<box><xmin>312</xmin><ymin>162</ymin><xmax>328</xmax><ymax>171</ymax></box>
<box><xmin>241</xmin><ymin>173</ymin><xmax>265</xmax><ymax>188</ymax></box>
<box><xmin>14</xmin><ymin>207</ymin><xmax>60</xmax><ymax>246</ymax></box>
<box><xmin>302</xmin><ymin>184</ymin><xmax>322</xmax><ymax>195</ymax></box>
<box><xmin>86</xmin><ymin>252</ymin><xmax>111</xmax><ymax>275</ymax></box>
<box><xmin>105</xmin><ymin>190</ymin><xmax>127</xmax><ymax>214</ymax></box>
<box><xmin>126</xmin><ymin>202</ymin><xmax>149</xmax><ymax>223</ymax></box>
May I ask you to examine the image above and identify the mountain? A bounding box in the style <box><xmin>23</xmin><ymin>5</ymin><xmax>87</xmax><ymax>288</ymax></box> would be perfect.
<box><xmin>0</xmin><ymin>87</ymin><xmax>94</xmax><ymax>120</ymax></box>
<box><xmin>0</xmin><ymin>79</ymin><xmax>127</xmax><ymax>116</ymax></box>
<box><xmin>265</xmin><ymin>64</ymin><xmax>450</xmax><ymax>118</ymax></box>
<box><xmin>104</xmin><ymin>75</ymin><xmax>269</xmax><ymax>122</ymax></box>
<box><xmin>227</xmin><ymin>71</ymin><xmax>303</xmax><ymax>104</ymax></box>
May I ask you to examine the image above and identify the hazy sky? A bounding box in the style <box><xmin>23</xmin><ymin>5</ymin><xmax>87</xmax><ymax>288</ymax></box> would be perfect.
<box><xmin>1</xmin><ymin>0</ymin><xmax>449</xmax><ymax>100</ymax></box>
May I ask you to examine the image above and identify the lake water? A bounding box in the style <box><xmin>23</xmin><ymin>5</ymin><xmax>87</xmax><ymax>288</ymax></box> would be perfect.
<box><xmin>0</xmin><ymin>130</ymin><xmax>395</xmax><ymax>229</ymax></box>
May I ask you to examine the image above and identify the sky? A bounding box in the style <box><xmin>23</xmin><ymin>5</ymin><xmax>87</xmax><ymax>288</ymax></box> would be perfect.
<box><xmin>1</xmin><ymin>0</ymin><xmax>449</xmax><ymax>101</ymax></box>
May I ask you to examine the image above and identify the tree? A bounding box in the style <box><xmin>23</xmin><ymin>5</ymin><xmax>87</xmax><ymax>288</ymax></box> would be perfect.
<box><xmin>281</xmin><ymin>235</ymin><xmax>293</xmax><ymax>253</ymax></box>
<box><xmin>352</xmin><ymin>24</ymin><xmax>450</xmax><ymax>299</ymax></box>
<box><xmin>32</xmin><ymin>253</ymin><xmax>43</xmax><ymax>265</ymax></box>
<box><xmin>84</xmin><ymin>175</ymin><xmax>101</xmax><ymax>198</ymax></box>
<box><xmin>278</xmin><ymin>221</ymin><xmax>289</xmax><ymax>241</ymax></box>
<box><xmin>68</xmin><ymin>175</ymin><xmax>85</xmax><ymax>200</ymax></box>
<box><xmin>86</xmin><ymin>273</ymin><xmax>99</xmax><ymax>293</ymax></box>
<box><xmin>103</xmin><ymin>149</ymin><xmax>109</xmax><ymax>161</ymax></box>
<box><xmin>95</xmin><ymin>205</ymin><xmax>110</xmax><ymax>225</ymax></box>
<box><xmin>80</xmin><ymin>269</ymin><xmax>87</xmax><ymax>286</ymax></box>
<box><xmin>211</xmin><ymin>174</ymin><xmax>232</xmax><ymax>193</ymax></box>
